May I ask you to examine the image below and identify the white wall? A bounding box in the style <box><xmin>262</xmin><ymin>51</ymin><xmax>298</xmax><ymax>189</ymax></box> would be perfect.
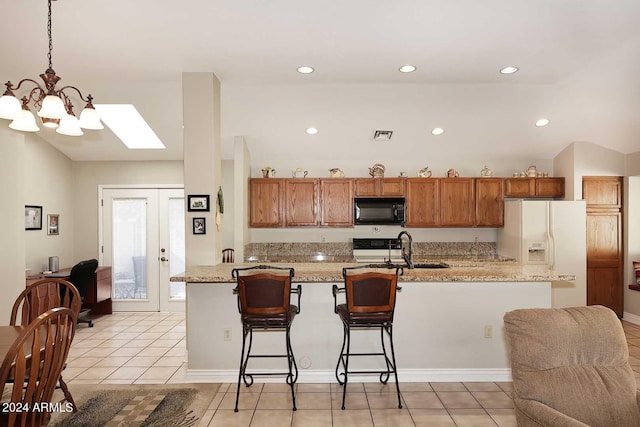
<box><xmin>573</xmin><ymin>141</ymin><xmax>626</xmax><ymax>199</ymax></box>
<box><xmin>183</xmin><ymin>72</ymin><xmax>222</xmax><ymax>267</ymax></box>
<box><xmin>221</xmin><ymin>83</ymin><xmax>556</xmax><ymax>180</ymax></box>
<box><xmin>626</xmin><ymin>176</ymin><xmax>640</xmax><ymax>316</ymax></box>
<box><xmin>0</xmin><ymin>129</ymin><xmax>26</xmax><ymax>325</ymax></box>
<box><xmin>72</xmin><ymin>161</ymin><xmax>184</xmax><ymax>262</ymax></box>
<box><xmin>23</xmin><ymin>135</ymin><xmax>75</xmax><ymax>273</ymax></box>
<box><xmin>553</xmin><ymin>143</ymin><xmax>576</xmax><ymax>200</ymax></box>
<box><xmin>220</xmin><ymin>160</ymin><xmax>234</xmax><ymax>249</ymax></box>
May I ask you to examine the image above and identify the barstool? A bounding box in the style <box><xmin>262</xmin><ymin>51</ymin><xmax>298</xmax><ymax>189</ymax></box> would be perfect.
<box><xmin>231</xmin><ymin>265</ymin><xmax>302</xmax><ymax>412</ymax></box>
<box><xmin>332</xmin><ymin>265</ymin><xmax>403</xmax><ymax>410</ymax></box>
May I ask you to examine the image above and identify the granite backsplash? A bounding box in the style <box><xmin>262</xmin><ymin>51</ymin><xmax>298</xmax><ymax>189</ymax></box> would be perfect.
<box><xmin>244</xmin><ymin>241</ymin><xmax>504</xmax><ymax>262</ymax></box>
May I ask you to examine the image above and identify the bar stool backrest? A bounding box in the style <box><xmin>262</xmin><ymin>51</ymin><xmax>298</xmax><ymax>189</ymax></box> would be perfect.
<box><xmin>237</xmin><ymin>272</ymin><xmax>292</xmax><ymax>315</ymax></box>
<box><xmin>344</xmin><ymin>271</ymin><xmax>398</xmax><ymax>315</ymax></box>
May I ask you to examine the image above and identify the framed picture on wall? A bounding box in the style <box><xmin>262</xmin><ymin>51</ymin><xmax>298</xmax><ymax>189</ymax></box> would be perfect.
<box><xmin>25</xmin><ymin>205</ymin><xmax>42</xmax><ymax>230</ymax></box>
<box><xmin>187</xmin><ymin>195</ymin><xmax>210</xmax><ymax>212</ymax></box>
<box><xmin>47</xmin><ymin>214</ymin><xmax>59</xmax><ymax>235</ymax></box>
<box><xmin>193</xmin><ymin>217</ymin><xmax>206</xmax><ymax>234</ymax></box>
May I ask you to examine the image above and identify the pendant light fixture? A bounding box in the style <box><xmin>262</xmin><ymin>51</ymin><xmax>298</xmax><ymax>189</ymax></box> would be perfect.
<box><xmin>0</xmin><ymin>0</ymin><xmax>103</xmax><ymax>136</ymax></box>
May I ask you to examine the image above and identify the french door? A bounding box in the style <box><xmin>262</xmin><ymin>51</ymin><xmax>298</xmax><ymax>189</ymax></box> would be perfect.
<box><xmin>101</xmin><ymin>187</ymin><xmax>185</xmax><ymax>312</ymax></box>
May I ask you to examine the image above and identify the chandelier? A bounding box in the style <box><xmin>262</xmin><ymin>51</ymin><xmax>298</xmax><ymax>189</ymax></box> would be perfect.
<box><xmin>0</xmin><ymin>0</ymin><xmax>103</xmax><ymax>136</ymax></box>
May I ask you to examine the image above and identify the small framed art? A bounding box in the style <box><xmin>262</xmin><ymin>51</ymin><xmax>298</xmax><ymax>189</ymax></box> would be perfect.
<box><xmin>188</xmin><ymin>195</ymin><xmax>210</xmax><ymax>212</ymax></box>
<box><xmin>25</xmin><ymin>205</ymin><xmax>42</xmax><ymax>230</ymax></box>
<box><xmin>193</xmin><ymin>217</ymin><xmax>206</xmax><ymax>234</ymax></box>
<box><xmin>47</xmin><ymin>214</ymin><xmax>59</xmax><ymax>235</ymax></box>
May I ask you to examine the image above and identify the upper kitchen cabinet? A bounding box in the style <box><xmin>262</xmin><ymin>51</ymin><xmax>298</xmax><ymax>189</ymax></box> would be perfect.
<box><xmin>440</xmin><ymin>178</ymin><xmax>476</xmax><ymax>227</ymax></box>
<box><xmin>284</xmin><ymin>179</ymin><xmax>318</xmax><ymax>226</ymax></box>
<box><xmin>504</xmin><ymin>177</ymin><xmax>565</xmax><ymax>198</ymax></box>
<box><xmin>354</xmin><ymin>178</ymin><xmax>405</xmax><ymax>197</ymax></box>
<box><xmin>405</xmin><ymin>179</ymin><xmax>439</xmax><ymax>227</ymax></box>
<box><xmin>319</xmin><ymin>179</ymin><xmax>354</xmax><ymax>227</ymax></box>
<box><xmin>476</xmin><ymin>178</ymin><xmax>504</xmax><ymax>227</ymax></box>
<box><xmin>249</xmin><ymin>178</ymin><xmax>284</xmax><ymax>227</ymax></box>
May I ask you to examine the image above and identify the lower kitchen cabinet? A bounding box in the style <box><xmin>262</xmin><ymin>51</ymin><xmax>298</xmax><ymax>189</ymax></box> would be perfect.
<box><xmin>440</xmin><ymin>178</ymin><xmax>475</xmax><ymax>227</ymax></box>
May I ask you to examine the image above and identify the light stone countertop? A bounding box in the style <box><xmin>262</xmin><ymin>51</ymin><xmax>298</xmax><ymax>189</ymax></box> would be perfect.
<box><xmin>171</xmin><ymin>261</ymin><xmax>576</xmax><ymax>283</ymax></box>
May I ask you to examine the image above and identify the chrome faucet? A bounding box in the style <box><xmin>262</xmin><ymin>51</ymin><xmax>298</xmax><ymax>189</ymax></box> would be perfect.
<box><xmin>397</xmin><ymin>230</ymin><xmax>414</xmax><ymax>269</ymax></box>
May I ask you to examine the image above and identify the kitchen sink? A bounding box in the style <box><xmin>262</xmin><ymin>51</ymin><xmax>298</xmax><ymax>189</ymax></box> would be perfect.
<box><xmin>412</xmin><ymin>262</ymin><xmax>450</xmax><ymax>269</ymax></box>
<box><xmin>365</xmin><ymin>262</ymin><xmax>450</xmax><ymax>269</ymax></box>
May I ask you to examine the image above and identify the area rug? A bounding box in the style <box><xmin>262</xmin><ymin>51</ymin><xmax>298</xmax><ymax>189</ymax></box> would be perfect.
<box><xmin>48</xmin><ymin>383</ymin><xmax>221</xmax><ymax>427</ymax></box>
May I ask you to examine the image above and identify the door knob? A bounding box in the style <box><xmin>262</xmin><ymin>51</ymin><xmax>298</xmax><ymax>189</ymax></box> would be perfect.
<box><xmin>160</xmin><ymin>257</ymin><xmax>169</xmax><ymax>262</ymax></box>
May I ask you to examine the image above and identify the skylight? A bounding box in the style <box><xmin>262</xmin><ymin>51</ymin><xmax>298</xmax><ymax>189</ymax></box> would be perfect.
<box><xmin>94</xmin><ymin>104</ymin><xmax>166</xmax><ymax>149</ymax></box>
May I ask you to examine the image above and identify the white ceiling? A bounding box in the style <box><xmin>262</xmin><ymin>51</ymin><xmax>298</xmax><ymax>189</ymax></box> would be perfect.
<box><xmin>1</xmin><ymin>0</ymin><xmax>640</xmax><ymax>161</ymax></box>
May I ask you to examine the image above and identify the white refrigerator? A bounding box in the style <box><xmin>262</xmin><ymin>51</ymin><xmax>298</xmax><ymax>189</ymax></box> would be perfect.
<box><xmin>497</xmin><ymin>199</ymin><xmax>587</xmax><ymax>308</ymax></box>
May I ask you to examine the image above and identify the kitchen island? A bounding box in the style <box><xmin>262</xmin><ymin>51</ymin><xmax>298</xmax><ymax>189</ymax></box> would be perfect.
<box><xmin>173</xmin><ymin>261</ymin><xmax>574</xmax><ymax>383</ymax></box>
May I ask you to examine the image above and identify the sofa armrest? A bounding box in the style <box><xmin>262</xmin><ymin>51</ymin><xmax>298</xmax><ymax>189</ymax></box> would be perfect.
<box><xmin>515</xmin><ymin>397</ymin><xmax>591</xmax><ymax>427</ymax></box>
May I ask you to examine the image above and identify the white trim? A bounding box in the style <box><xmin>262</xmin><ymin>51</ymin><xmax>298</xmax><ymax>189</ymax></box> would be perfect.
<box><xmin>185</xmin><ymin>368</ymin><xmax>512</xmax><ymax>383</ymax></box>
<box><xmin>623</xmin><ymin>311</ymin><xmax>640</xmax><ymax>326</ymax></box>
<box><xmin>97</xmin><ymin>184</ymin><xmax>183</xmax><ymax>265</ymax></box>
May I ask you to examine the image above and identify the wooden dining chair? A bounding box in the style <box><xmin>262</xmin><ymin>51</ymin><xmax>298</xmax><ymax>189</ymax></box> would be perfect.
<box><xmin>10</xmin><ymin>278</ymin><xmax>81</xmax><ymax>413</ymax></box>
<box><xmin>222</xmin><ymin>248</ymin><xmax>235</xmax><ymax>263</ymax></box>
<box><xmin>0</xmin><ymin>307</ymin><xmax>77</xmax><ymax>427</ymax></box>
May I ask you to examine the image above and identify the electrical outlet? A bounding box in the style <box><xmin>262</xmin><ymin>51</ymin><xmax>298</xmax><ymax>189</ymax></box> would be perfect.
<box><xmin>372</xmin><ymin>226</ymin><xmax>381</xmax><ymax>234</ymax></box>
<box><xmin>321</xmin><ymin>235</ymin><xmax>326</xmax><ymax>243</ymax></box>
<box><xmin>223</xmin><ymin>328</ymin><xmax>232</xmax><ymax>341</ymax></box>
<box><xmin>474</xmin><ymin>236</ymin><xmax>479</xmax><ymax>243</ymax></box>
<box><xmin>484</xmin><ymin>325</ymin><xmax>493</xmax><ymax>338</ymax></box>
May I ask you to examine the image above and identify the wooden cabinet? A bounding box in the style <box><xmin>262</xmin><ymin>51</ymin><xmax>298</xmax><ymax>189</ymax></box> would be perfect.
<box><xmin>354</xmin><ymin>178</ymin><xmax>405</xmax><ymax>197</ymax></box>
<box><xmin>440</xmin><ymin>178</ymin><xmax>475</xmax><ymax>227</ymax></box>
<box><xmin>320</xmin><ymin>179</ymin><xmax>353</xmax><ymax>227</ymax></box>
<box><xmin>249</xmin><ymin>179</ymin><xmax>284</xmax><ymax>227</ymax></box>
<box><xmin>476</xmin><ymin>178</ymin><xmax>504</xmax><ymax>227</ymax></box>
<box><xmin>250</xmin><ymin>178</ymin><xmax>354</xmax><ymax>228</ymax></box>
<box><xmin>583</xmin><ymin>176</ymin><xmax>624</xmax><ymax>317</ymax></box>
<box><xmin>405</xmin><ymin>179</ymin><xmax>439</xmax><ymax>227</ymax></box>
<box><xmin>582</xmin><ymin>177</ymin><xmax>622</xmax><ymax>208</ymax></box>
<box><xmin>536</xmin><ymin>178</ymin><xmax>565</xmax><ymax>198</ymax></box>
<box><xmin>504</xmin><ymin>177</ymin><xmax>564</xmax><ymax>198</ymax></box>
<box><xmin>284</xmin><ymin>179</ymin><xmax>318</xmax><ymax>226</ymax></box>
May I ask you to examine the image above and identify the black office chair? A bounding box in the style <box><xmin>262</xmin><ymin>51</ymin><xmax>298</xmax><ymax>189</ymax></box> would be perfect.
<box><xmin>333</xmin><ymin>265</ymin><xmax>403</xmax><ymax>410</ymax></box>
<box><xmin>68</xmin><ymin>259</ymin><xmax>99</xmax><ymax>327</ymax></box>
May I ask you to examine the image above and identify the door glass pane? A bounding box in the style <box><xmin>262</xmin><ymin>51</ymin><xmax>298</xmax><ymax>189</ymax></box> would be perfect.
<box><xmin>112</xmin><ymin>199</ymin><xmax>147</xmax><ymax>300</ymax></box>
<box><xmin>169</xmin><ymin>198</ymin><xmax>185</xmax><ymax>300</ymax></box>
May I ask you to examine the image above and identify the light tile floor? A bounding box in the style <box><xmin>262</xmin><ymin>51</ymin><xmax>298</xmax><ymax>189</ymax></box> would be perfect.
<box><xmin>63</xmin><ymin>312</ymin><xmax>640</xmax><ymax>427</ymax></box>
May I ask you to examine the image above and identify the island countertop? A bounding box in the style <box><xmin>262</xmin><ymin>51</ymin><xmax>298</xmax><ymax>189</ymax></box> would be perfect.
<box><xmin>171</xmin><ymin>260</ymin><xmax>576</xmax><ymax>283</ymax></box>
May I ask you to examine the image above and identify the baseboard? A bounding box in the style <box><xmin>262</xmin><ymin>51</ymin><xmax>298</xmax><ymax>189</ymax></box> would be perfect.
<box><xmin>185</xmin><ymin>368</ymin><xmax>512</xmax><ymax>383</ymax></box>
<box><xmin>623</xmin><ymin>311</ymin><xmax>640</xmax><ymax>325</ymax></box>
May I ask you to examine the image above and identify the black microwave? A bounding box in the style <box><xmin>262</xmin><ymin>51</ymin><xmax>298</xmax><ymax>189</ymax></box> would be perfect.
<box><xmin>354</xmin><ymin>198</ymin><xmax>406</xmax><ymax>225</ymax></box>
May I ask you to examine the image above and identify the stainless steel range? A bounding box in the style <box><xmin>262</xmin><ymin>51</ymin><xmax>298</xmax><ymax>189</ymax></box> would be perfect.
<box><xmin>352</xmin><ymin>238</ymin><xmax>404</xmax><ymax>263</ymax></box>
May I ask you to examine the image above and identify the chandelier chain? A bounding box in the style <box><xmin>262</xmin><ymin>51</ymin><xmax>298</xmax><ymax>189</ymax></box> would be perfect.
<box><xmin>47</xmin><ymin>0</ymin><xmax>53</xmax><ymax>70</ymax></box>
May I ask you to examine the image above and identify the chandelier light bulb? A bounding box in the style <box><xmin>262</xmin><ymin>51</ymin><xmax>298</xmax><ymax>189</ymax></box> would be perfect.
<box><xmin>56</xmin><ymin>113</ymin><xmax>84</xmax><ymax>136</ymax></box>
<box><xmin>38</xmin><ymin>94</ymin><xmax>66</xmax><ymax>119</ymax></box>
<box><xmin>79</xmin><ymin>106</ymin><xmax>104</xmax><ymax>130</ymax></box>
<box><xmin>0</xmin><ymin>93</ymin><xmax>22</xmax><ymax>120</ymax></box>
<box><xmin>9</xmin><ymin>109</ymin><xmax>40</xmax><ymax>132</ymax></box>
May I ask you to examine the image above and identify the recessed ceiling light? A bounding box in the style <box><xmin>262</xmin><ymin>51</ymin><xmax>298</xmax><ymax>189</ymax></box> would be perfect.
<box><xmin>535</xmin><ymin>118</ymin><xmax>550</xmax><ymax>127</ymax></box>
<box><xmin>306</xmin><ymin>127</ymin><xmax>319</xmax><ymax>135</ymax></box>
<box><xmin>297</xmin><ymin>66</ymin><xmax>314</xmax><ymax>74</ymax></box>
<box><xmin>399</xmin><ymin>65</ymin><xmax>416</xmax><ymax>73</ymax></box>
<box><xmin>431</xmin><ymin>127</ymin><xmax>445</xmax><ymax>135</ymax></box>
<box><xmin>500</xmin><ymin>66</ymin><xmax>519</xmax><ymax>74</ymax></box>
<box><xmin>95</xmin><ymin>104</ymin><xmax>165</xmax><ymax>149</ymax></box>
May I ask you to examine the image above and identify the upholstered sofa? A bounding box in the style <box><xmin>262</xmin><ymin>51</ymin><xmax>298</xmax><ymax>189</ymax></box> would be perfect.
<box><xmin>504</xmin><ymin>305</ymin><xmax>640</xmax><ymax>427</ymax></box>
